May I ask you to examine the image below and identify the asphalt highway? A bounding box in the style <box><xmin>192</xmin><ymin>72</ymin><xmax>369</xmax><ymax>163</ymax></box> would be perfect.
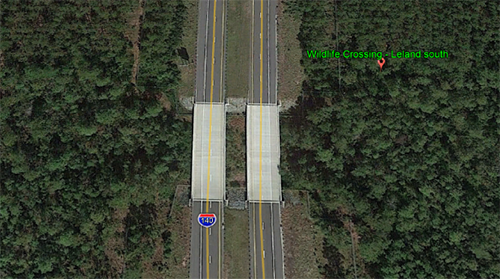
<box><xmin>250</xmin><ymin>0</ymin><xmax>278</xmax><ymax>104</ymax></box>
<box><xmin>196</xmin><ymin>0</ymin><xmax>226</xmax><ymax>103</ymax></box>
<box><xmin>249</xmin><ymin>202</ymin><xmax>284</xmax><ymax>279</ymax></box>
<box><xmin>190</xmin><ymin>201</ymin><xmax>223</xmax><ymax>279</ymax></box>
<box><xmin>191</xmin><ymin>1</ymin><xmax>226</xmax><ymax>277</ymax></box>
<box><xmin>249</xmin><ymin>0</ymin><xmax>283</xmax><ymax>278</ymax></box>
<box><xmin>249</xmin><ymin>0</ymin><xmax>282</xmax><ymax>278</ymax></box>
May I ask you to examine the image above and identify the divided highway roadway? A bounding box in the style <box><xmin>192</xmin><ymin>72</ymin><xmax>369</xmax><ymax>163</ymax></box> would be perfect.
<box><xmin>250</xmin><ymin>203</ymin><xmax>284</xmax><ymax>279</ymax></box>
<box><xmin>190</xmin><ymin>0</ymin><xmax>282</xmax><ymax>278</ymax></box>
<box><xmin>250</xmin><ymin>0</ymin><xmax>277</xmax><ymax>105</ymax></box>
<box><xmin>190</xmin><ymin>201</ymin><xmax>223</xmax><ymax>279</ymax></box>
<box><xmin>190</xmin><ymin>0</ymin><xmax>226</xmax><ymax>278</ymax></box>
<box><xmin>249</xmin><ymin>0</ymin><xmax>283</xmax><ymax>279</ymax></box>
<box><xmin>196</xmin><ymin>0</ymin><xmax>226</xmax><ymax>103</ymax></box>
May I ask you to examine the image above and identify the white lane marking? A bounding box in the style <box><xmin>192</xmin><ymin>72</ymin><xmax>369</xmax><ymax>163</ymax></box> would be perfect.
<box><xmin>203</xmin><ymin>0</ymin><xmax>210</xmax><ymax>102</ymax></box>
<box><xmin>271</xmin><ymin>204</ymin><xmax>277</xmax><ymax>279</ymax></box>
<box><xmin>199</xmin><ymin>202</ymin><xmax>203</xmax><ymax>277</ymax></box>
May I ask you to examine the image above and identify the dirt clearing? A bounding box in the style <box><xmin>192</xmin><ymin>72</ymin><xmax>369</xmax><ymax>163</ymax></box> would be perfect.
<box><xmin>164</xmin><ymin>204</ymin><xmax>191</xmax><ymax>278</ymax></box>
<box><xmin>177</xmin><ymin>0</ymin><xmax>198</xmax><ymax>98</ymax></box>
<box><xmin>125</xmin><ymin>0</ymin><xmax>145</xmax><ymax>86</ymax></box>
<box><xmin>277</xmin><ymin>0</ymin><xmax>304</xmax><ymax>102</ymax></box>
<box><xmin>282</xmin><ymin>190</ymin><xmax>326</xmax><ymax>279</ymax></box>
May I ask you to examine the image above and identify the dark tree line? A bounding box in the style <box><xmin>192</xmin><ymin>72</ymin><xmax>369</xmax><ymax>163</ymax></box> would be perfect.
<box><xmin>281</xmin><ymin>0</ymin><xmax>499</xmax><ymax>278</ymax></box>
<box><xmin>0</xmin><ymin>0</ymin><xmax>190</xmax><ymax>277</ymax></box>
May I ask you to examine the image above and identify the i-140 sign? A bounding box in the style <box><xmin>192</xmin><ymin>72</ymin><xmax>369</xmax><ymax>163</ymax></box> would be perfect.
<box><xmin>198</xmin><ymin>213</ymin><xmax>217</xmax><ymax>228</ymax></box>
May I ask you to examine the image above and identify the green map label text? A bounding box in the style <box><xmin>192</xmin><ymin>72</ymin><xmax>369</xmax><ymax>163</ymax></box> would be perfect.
<box><xmin>306</xmin><ymin>50</ymin><xmax>448</xmax><ymax>59</ymax></box>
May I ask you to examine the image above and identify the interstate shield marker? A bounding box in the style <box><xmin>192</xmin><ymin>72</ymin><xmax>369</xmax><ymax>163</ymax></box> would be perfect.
<box><xmin>198</xmin><ymin>213</ymin><xmax>217</xmax><ymax>228</ymax></box>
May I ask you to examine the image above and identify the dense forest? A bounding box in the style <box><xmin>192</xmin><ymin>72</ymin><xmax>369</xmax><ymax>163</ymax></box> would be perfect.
<box><xmin>281</xmin><ymin>0</ymin><xmax>499</xmax><ymax>278</ymax></box>
<box><xmin>0</xmin><ymin>0</ymin><xmax>191</xmax><ymax>277</ymax></box>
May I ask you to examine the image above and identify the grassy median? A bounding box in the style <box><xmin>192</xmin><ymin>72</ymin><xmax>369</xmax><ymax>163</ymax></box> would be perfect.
<box><xmin>223</xmin><ymin>208</ymin><xmax>250</xmax><ymax>278</ymax></box>
<box><xmin>226</xmin><ymin>115</ymin><xmax>246</xmax><ymax>186</ymax></box>
<box><xmin>226</xmin><ymin>0</ymin><xmax>252</xmax><ymax>98</ymax></box>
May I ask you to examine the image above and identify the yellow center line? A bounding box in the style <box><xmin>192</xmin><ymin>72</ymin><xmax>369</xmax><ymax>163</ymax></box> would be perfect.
<box><xmin>250</xmin><ymin>0</ymin><xmax>254</xmax><ymax>102</ymax></box>
<box><xmin>206</xmin><ymin>0</ymin><xmax>218</xmax><ymax>278</ymax></box>
<box><xmin>259</xmin><ymin>0</ymin><xmax>265</xmax><ymax>278</ymax></box>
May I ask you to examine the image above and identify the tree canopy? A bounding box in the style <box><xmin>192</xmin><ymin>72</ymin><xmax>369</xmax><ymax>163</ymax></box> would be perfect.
<box><xmin>281</xmin><ymin>0</ymin><xmax>499</xmax><ymax>278</ymax></box>
<box><xmin>0</xmin><ymin>0</ymin><xmax>190</xmax><ymax>277</ymax></box>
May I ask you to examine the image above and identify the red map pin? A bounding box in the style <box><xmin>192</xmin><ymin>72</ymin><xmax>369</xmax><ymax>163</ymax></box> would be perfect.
<box><xmin>378</xmin><ymin>58</ymin><xmax>385</xmax><ymax>72</ymax></box>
